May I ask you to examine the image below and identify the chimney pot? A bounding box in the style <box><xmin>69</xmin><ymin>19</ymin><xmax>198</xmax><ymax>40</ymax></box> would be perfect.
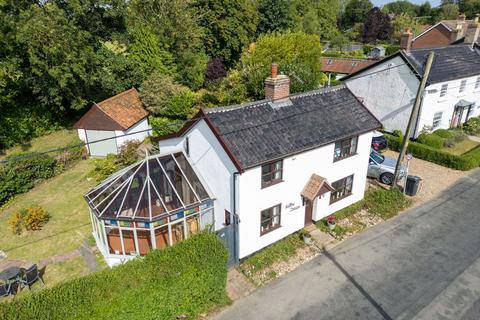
<box><xmin>270</xmin><ymin>63</ymin><xmax>278</xmax><ymax>78</ymax></box>
<box><xmin>465</xmin><ymin>20</ymin><xmax>480</xmax><ymax>45</ymax></box>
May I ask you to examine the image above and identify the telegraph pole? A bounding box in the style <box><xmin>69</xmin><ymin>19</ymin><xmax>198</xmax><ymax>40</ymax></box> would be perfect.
<box><xmin>393</xmin><ymin>51</ymin><xmax>435</xmax><ymax>187</ymax></box>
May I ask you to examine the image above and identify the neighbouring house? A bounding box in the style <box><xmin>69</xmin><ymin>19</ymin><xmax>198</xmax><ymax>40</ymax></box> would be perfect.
<box><xmin>85</xmin><ymin>152</ymin><xmax>215</xmax><ymax>267</ymax></box>
<box><xmin>409</xmin><ymin>14</ymin><xmax>479</xmax><ymax>49</ymax></box>
<box><xmin>74</xmin><ymin>88</ymin><xmax>151</xmax><ymax>157</ymax></box>
<box><xmin>321</xmin><ymin>57</ymin><xmax>376</xmax><ymax>81</ymax></box>
<box><xmin>143</xmin><ymin>64</ymin><xmax>382</xmax><ymax>264</ymax></box>
<box><xmin>343</xmin><ymin>40</ymin><xmax>480</xmax><ymax>138</ymax></box>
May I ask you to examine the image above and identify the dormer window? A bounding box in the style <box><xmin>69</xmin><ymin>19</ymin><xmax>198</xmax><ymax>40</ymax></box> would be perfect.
<box><xmin>327</xmin><ymin>59</ymin><xmax>333</xmax><ymax>65</ymax></box>
<box><xmin>352</xmin><ymin>62</ymin><xmax>358</xmax><ymax>67</ymax></box>
<box><xmin>475</xmin><ymin>77</ymin><xmax>480</xmax><ymax>89</ymax></box>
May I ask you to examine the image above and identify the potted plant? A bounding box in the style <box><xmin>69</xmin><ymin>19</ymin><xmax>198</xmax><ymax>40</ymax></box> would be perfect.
<box><xmin>327</xmin><ymin>215</ymin><xmax>336</xmax><ymax>231</ymax></box>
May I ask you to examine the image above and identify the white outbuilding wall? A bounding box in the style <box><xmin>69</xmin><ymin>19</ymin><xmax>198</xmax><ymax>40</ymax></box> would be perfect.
<box><xmin>345</xmin><ymin>56</ymin><xmax>419</xmax><ymax>136</ymax></box>
<box><xmin>115</xmin><ymin>118</ymin><xmax>151</xmax><ymax>147</ymax></box>
<box><xmin>236</xmin><ymin>131</ymin><xmax>373</xmax><ymax>258</ymax></box>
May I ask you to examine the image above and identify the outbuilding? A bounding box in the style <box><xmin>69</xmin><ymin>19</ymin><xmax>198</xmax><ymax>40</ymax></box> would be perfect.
<box><xmin>74</xmin><ymin>88</ymin><xmax>151</xmax><ymax>156</ymax></box>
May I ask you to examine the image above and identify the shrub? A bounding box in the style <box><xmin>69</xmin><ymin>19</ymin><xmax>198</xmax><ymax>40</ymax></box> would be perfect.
<box><xmin>392</xmin><ymin>129</ymin><xmax>403</xmax><ymax>138</ymax></box>
<box><xmin>116</xmin><ymin>140</ymin><xmax>142</xmax><ymax>167</ymax></box>
<box><xmin>8</xmin><ymin>211</ymin><xmax>25</xmax><ymax>235</ymax></box>
<box><xmin>433</xmin><ymin>129</ymin><xmax>456</xmax><ymax>139</ymax></box>
<box><xmin>205</xmin><ymin>58</ymin><xmax>227</xmax><ymax>85</ymax></box>
<box><xmin>88</xmin><ymin>154</ymin><xmax>119</xmax><ymax>182</ymax></box>
<box><xmin>364</xmin><ymin>188</ymin><xmax>411</xmax><ymax>219</ymax></box>
<box><xmin>0</xmin><ymin>153</ymin><xmax>57</xmax><ymax>206</ymax></box>
<box><xmin>150</xmin><ymin>116</ymin><xmax>183</xmax><ymax>137</ymax></box>
<box><xmin>0</xmin><ymin>232</ymin><xmax>229</xmax><ymax>320</ymax></box>
<box><xmin>463</xmin><ymin>117</ymin><xmax>480</xmax><ymax>135</ymax></box>
<box><xmin>385</xmin><ymin>134</ymin><xmax>479</xmax><ymax>170</ymax></box>
<box><xmin>22</xmin><ymin>206</ymin><xmax>50</xmax><ymax>231</ymax></box>
<box><xmin>417</xmin><ymin>133</ymin><xmax>444</xmax><ymax>149</ymax></box>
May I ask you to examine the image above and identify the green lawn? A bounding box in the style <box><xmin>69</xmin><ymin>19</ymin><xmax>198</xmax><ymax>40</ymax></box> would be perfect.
<box><xmin>443</xmin><ymin>138</ymin><xmax>480</xmax><ymax>155</ymax></box>
<box><xmin>0</xmin><ymin>129</ymin><xmax>79</xmax><ymax>159</ymax></box>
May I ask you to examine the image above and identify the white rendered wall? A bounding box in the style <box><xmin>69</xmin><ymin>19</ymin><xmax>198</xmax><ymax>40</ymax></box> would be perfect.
<box><xmin>159</xmin><ymin>120</ymin><xmax>238</xmax><ymax>231</ymax></box>
<box><xmin>115</xmin><ymin>118</ymin><xmax>151</xmax><ymax>147</ymax></box>
<box><xmin>236</xmin><ymin>131</ymin><xmax>373</xmax><ymax>259</ymax></box>
<box><xmin>346</xmin><ymin>56</ymin><xmax>419</xmax><ymax>136</ymax></box>
<box><xmin>416</xmin><ymin>75</ymin><xmax>480</xmax><ymax>135</ymax></box>
<box><xmin>77</xmin><ymin>129</ymin><xmax>90</xmax><ymax>154</ymax></box>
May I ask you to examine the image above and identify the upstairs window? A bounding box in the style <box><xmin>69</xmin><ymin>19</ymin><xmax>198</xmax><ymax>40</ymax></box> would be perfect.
<box><xmin>432</xmin><ymin>112</ymin><xmax>443</xmax><ymax>129</ymax></box>
<box><xmin>261</xmin><ymin>160</ymin><xmax>283</xmax><ymax>188</ymax></box>
<box><xmin>330</xmin><ymin>175</ymin><xmax>354</xmax><ymax>204</ymax></box>
<box><xmin>475</xmin><ymin>77</ymin><xmax>480</xmax><ymax>89</ymax></box>
<box><xmin>459</xmin><ymin>80</ymin><xmax>467</xmax><ymax>93</ymax></box>
<box><xmin>440</xmin><ymin>84</ymin><xmax>448</xmax><ymax>97</ymax></box>
<box><xmin>334</xmin><ymin>136</ymin><xmax>358</xmax><ymax>161</ymax></box>
<box><xmin>260</xmin><ymin>204</ymin><xmax>281</xmax><ymax>235</ymax></box>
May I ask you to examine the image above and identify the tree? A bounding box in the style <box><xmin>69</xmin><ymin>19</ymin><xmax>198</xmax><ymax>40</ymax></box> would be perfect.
<box><xmin>382</xmin><ymin>0</ymin><xmax>419</xmax><ymax>16</ymax></box>
<box><xmin>342</xmin><ymin>0</ymin><xmax>374</xmax><ymax>29</ymax></box>
<box><xmin>194</xmin><ymin>0</ymin><xmax>259</xmax><ymax>66</ymax></box>
<box><xmin>257</xmin><ymin>0</ymin><xmax>294</xmax><ymax>35</ymax></box>
<box><xmin>361</xmin><ymin>7</ymin><xmax>391</xmax><ymax>43</ymax></box>
<box><xmin>291</xmin><ymin>0</ymin><xmax>340</xmax><ymax>40</ymax></box>
<box><xmin>330</xmin><ymin>33</ymin><xmax>351</xmax><ymax>51</ymax></box>
<box><xmin>128</xmin><ymin>0</ymin><xmax>207</xmax><ymax>89</ymax></box>
<box><xmin>240</xmin><ymin>32</ymin><xmax>323</xmax><ymax>99</ymax></box>
<box><xmin>458</xmin><ymin>0</ymin><xmax>480</xmax><ymax>18</ymax></box>
<box><xmin>417</xmin><ymin>2</ymin><xmax>432</xmax><ymax>19</ymax></box>
<box><xmin>139</xmin><ymin>72</ymin><xmax>196</xmax><ymax>118</ymax></box>
<box><xmin>204</xmin><ymin>58</ymin><xmax>227</xmax><ymax>85</ymax></box>
<box><xmin>440</xmin><ymin>3</ymin><xmax>459</xmax><ymax>20</ymax></box>
<box><xmin>391</xmin><ymin>13</ymin><xmax>420</xmax><ymax>43</ymax></box>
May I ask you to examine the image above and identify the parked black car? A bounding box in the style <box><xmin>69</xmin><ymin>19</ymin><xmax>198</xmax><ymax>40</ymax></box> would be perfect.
<box><xmin>371</xmin><ymin>131</ymin><xmax>388</xmax><ymax>152</ymax></box>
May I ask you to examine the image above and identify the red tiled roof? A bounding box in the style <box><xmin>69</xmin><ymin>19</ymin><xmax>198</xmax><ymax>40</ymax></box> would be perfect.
<box><xmin>74</xmin><ymin>88</ymin><xmax>148</xmax><ymax>131</ymax></box>
<box><xmin>321</xmin><ymin>57</ymin><xmax>376</xmax><ymax>75</ymax></box>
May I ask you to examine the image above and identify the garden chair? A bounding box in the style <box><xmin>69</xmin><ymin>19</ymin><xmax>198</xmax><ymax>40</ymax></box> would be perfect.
<box><xmin>20</xmin><ymin>264</ymin><xmax>44</xmax><ymax>290</ymax></box>
<box><xmin>0</xmin><ymin>282</ymin><xmax>11</xmax><ymax>297</ymax></box>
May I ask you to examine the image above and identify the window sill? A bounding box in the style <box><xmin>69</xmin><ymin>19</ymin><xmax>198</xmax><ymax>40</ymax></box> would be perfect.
<box><xmin>329</xmin><ymin>192</ymin><xmax>352</xmax><ymax>205</ymax></box>
<box><xmin>260</xmin><ymin>224</ymin><xmax>281</xmax><ymax>236</ymax></box>
<box><xmin>333</xmin><ymin>153</ymin><xmax>357</xmax><ymax>163</ymax></box>
<box><xmin>261</xmin><ymin>179</ymin><xmax>284</xmax><ymax>189</ymax></box>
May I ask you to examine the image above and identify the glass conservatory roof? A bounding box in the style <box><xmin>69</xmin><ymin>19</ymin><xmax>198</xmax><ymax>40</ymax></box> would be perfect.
<box><xmin>85</xmin><ymin>152</ymin><xmax>211</xmax><ymax>222</ymax></box>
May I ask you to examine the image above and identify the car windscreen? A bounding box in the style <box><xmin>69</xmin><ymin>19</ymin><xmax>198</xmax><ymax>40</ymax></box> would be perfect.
<box><xmin>370</xmin><ymin>152</ymin><xmax>384</xmax><ymax>164</ymax></box>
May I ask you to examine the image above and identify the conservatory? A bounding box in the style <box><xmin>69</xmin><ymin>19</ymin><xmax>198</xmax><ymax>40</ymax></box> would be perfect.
<box><xmin>85</xmin><ymin>152</ymin><xmax>215</xmax><ymax>266</ymax></box>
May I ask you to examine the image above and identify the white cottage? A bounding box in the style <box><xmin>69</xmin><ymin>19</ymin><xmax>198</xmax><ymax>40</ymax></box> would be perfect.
<box><xmin>154</xmin><ymin>65</ymin><xmax>381</xmax><ymax>263</ymax></box>
<box><xmin>74</xmin><ymin>88</ymin><xmax>151</xmax><ymax>156</ymax></box>
<box><xmin>344</xmin><ymin>38</ymin><xmax>480</xmax><ymax>138</ymax></box>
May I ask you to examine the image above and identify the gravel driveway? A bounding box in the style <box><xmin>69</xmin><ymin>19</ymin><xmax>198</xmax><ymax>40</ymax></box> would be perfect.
<box><xmin>383</xmin><ymin>150</ymin><xmax>469</xmax><ymax>206</ymax></box>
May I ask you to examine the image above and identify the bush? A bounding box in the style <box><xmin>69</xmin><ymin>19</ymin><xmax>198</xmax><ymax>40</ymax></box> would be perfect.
<box><xmin>150</xmin><ymin>116</ymin><xmax>183</xmax><ymax>137</ymax></box>
<box><xmin>88</xmin><ymin>154</ymin><xmax>119</xmax><ymax>182</ymax></box>
<box><xmin>462</xmin><ymin>117</ymin><xmax>480</xmax><ymax>135</ymax></box>
<box><xmin>417</xmin><ymin>133</ymin><xmax>444</xmax><ymax>149</ymax></box>
<box><xmin>8</xmin><ymin>211</ymin><xmax>25</xmax><ymax>235</ymax></box>
<box><xmin>0</xmin><ymin>153</ymin><xmax>57</xmax><ymax>206</ymax></box>
<box><xmin>364</xmin><ymin>188</ymin><xmax>411</xmax><ymax>219</ymax></box>
<box><xmin>433</xmin><ymin>129</ymin><xmax>456</xmax><ymax>139</ymax></box>
<box><xmin>392</xmin><ymin>129</ymin><xmax>403</xmax><ymax>138</ymax></box>
<box><xmin>116</xmin><ymin>140</ymin><xmax>142</xmax><ymax>167</ymax></box>
<box><xmin>385</xmin><ymin>134</ymin><xmax>479</xmax><ymax>170</ymax></box>
<box><xmin>8</xmin><ymin>206</ymin><xmax>50</xmax><ymax>234</ymax></box>
<box><xmin>0</xmin><ymin>232</ymin><xmax>229</xmax><ymax>320</ymax></box>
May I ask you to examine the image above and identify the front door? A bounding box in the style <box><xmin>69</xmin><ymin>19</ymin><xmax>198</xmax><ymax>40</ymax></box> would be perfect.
<box><xmin>304</xmin><ymin>200</ymin><xmax>313</xmax><ymax>226</ymax></box>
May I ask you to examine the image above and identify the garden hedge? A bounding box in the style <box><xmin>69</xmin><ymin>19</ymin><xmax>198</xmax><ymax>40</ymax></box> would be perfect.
<box><xmin>385</xmin><ymin>134</ymin><xmax>480</xmax><ymax>170</ymax></box>
<box><xmin>0</xmin><ymin>232</ymin><xmax>229</xmax><ymax>320</ymax></box>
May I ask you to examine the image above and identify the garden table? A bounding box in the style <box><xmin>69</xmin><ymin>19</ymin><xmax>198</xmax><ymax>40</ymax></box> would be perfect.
<box><xmin>0</xmin><ymin>266</ymin><xmax>22</xmax><ymax>284</ymax></box>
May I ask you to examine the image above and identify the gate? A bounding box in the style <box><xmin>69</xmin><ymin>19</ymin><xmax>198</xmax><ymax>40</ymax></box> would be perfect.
<box><xmin>216</xmin><ymin>214</ymin><xmax>238</xmax><ymax>267</ymax></box>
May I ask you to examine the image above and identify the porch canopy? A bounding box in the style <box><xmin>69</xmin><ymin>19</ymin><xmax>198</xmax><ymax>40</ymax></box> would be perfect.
<box><xmin>301</xmin><ymin>174</ymin><xmax>334</xmax><ymax>202</ymax></box>
<box><xmin>85</xmin><ymin>152</ymin><xmax>211</xmax><ymax>222</ymax></box>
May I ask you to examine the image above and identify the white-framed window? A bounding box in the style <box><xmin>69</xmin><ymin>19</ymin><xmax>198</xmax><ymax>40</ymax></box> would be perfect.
<box><xmin>475</xmin><ymin>77</ymin><xmax>480</xmax><ymax>89</ymax></box>
<box><xmin>459</xmin><ymin>80</ymin><xmax>467</xmax><ymax>93</ymax></box>
<box><xmin>432</xmin><ymin>112</ymin><xmax>443</xmax><ymax>129</ymax></box>
<box><xmin>440</xmin><ymin>84</ymin><xmax>448</xmax><ymax>97</ymax></box>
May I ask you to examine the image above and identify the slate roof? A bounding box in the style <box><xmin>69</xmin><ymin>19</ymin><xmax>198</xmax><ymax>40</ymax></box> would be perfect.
<box><xmin>74</xmin><ymin>88</ymin><xmax>148</xmax><ymax>131</ymax></box>
<box><xmin>321</xmin><ymin>57</ymin><xmax>376</xmax><ymax>75</ymax></box>
<box><xmin>403</xmin><ymin>44</ymin><xmax>480</xmax><ymax>84</ymax></box>
<box><xmin>203</xmin><ymin>85</ymin><xmax>381</xmax><ymax>169</ymax></box>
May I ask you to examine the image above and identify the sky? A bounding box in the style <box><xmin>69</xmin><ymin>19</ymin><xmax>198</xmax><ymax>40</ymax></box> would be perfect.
<box><xmin>372</xmin><ymin>0</ymin><xmax>441</xmax><ymax>7</ymax></box>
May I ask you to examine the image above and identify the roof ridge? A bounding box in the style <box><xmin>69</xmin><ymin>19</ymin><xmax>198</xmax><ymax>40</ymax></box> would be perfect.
<box><xmin>204</xmin><ymin>85</ymin><xmax>347</xmax><ymax>114</ymax></box>
<box><xmin>322</xmin><ymin>57</ymin><xmax>373</xmax><ymax>62</ymax></box>
<box><xmin>96</xmin><ymin>87</ymin><xmax>138</xmax><ymax>107</ymax></box>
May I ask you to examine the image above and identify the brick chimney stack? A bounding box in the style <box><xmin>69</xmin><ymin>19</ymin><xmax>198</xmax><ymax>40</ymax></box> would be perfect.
<box><xmin>465</xmin><ymin>17</ymin><xmax>480</xmax><ymax>46</ymax></box>
<box><xmin>400</xmin><ymin>28</ymin><xmax>413</xmax><ymax>52</ymax></box>
<box><xmin>265</xmin><ymin>63</ymin><xmax>290</xmax><ymax>101</ymax></box>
